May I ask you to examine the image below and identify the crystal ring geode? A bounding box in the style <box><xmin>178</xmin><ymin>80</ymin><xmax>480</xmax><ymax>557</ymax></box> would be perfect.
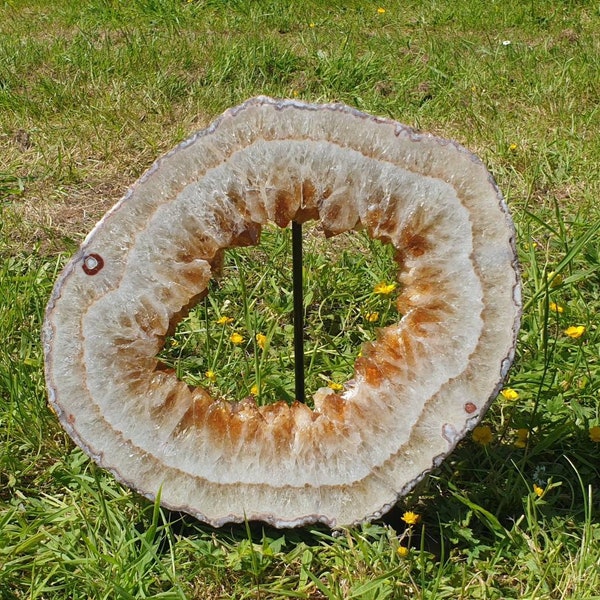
<box><xmin>43</xmin><ymin>97</ymin><xmax>521</xmax><ymax>527</ymax></box>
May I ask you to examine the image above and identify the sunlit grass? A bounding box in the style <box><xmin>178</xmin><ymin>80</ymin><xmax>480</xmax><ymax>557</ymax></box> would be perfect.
<box><xmin>1</xmin><ymin>0</ymin><xmax>600</xmax><ymax>598</ymax></box>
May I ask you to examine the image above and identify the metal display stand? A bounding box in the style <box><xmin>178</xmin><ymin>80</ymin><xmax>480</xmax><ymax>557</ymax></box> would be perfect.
<box><xmin>292</xmin><ymin>221</ymin><xmax>305</xmax><ymax>404</ymax></box>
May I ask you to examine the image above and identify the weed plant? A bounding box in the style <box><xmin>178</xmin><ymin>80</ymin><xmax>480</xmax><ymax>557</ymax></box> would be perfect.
<box><xmin>1</xmin><ymin>0</ymin><xmax>599</xmax><ymax>598</ymax></box>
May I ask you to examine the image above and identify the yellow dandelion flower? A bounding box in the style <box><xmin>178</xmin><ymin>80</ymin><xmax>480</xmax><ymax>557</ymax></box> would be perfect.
<box><xmin>377</xmin><ymin>7</ymin><xmax>386</xmax><ymax>13</ymax></box>
<box><xmin>549</xmin><ymin>302</ymin><xmax>564</xmax><ymax>314</ymax></box>
<box><xmin>256</xmin><ymin>333</ymin><xmax>267</xmax><ymax>350</ymax></box>
<box><xmin>365</xmin><ymin>311</ymin><xmax>379</xmax><ymax>323</ymax></box>
<box><xmin>216</xmin><ymin>316</ymin><xmax>234</xmax><ymax>325</ymax></box>
<box><xmin>309</xmin><ymin>22</ymin><xmax>315</xmax><ymax>28</ymax></box>
<box><xmin>472</xmin><ymin>425</ymin><xmax>493</xmax><ymax>445</ymax></box>
<box><xmin>514</xmin><ymin>428</ymin><xmax>529</xmax><ymax>448</ymax></box>
<box><xmin>328</xmin><ymin>382</ymin><xmax>344</xmax><ymax>391</ymax></box>
<box><xmin>374</xmin><ymin>281</ymin><xmax>397</xmax><ymax>295</ymax></box>
<box><xmin>564</xmin><ymin>326</ymin><xmax>585</xmax><ymax>339</ymax></box>
<box><xmin>509</xmin><ymin>143</ymin><xmax>518</xmax><ymax>152</ymax></box>
<box><xmin>250</xmin><ymin>384</ymin><xmax>260</xmax><ymax>396</ymax></box>
<box><xmin>500</xmin><ymin>388</ymin><xmax>519</xmax><ymax>401</ymax></box>
<box><xmin>533</xmin><ymin>484</ymin><xmax>544</xmax><ymax>497</ymax></box>
<box><xmin>205</xmin><ymin>370</ymin><xmax>216</xmax><ymax>382</ymax></box>
<box><xmin>402</xmin><ymin>511</ymin><xmax>421</xmax><ymax>526</ymax></box>
<box><xmin>589</xmin><ymin>426</ymin><xmax>600</xmax><ymax>443</ymax></box>
<box><xmin>397</xmin><ymin>546</ymin><xmax>409</xmax><ymax>558</ymax></box>
<box><xmin>230</xmin><ymin>332</ymin><xmax>244</xmax><ymax>345</ymax></box>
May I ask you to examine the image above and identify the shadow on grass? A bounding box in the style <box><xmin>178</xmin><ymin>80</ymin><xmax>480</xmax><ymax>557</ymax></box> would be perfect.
<box><xmin>132</xmin><ymin>424</ymin><xmax>598</xmax><ymax>562</ymax></box>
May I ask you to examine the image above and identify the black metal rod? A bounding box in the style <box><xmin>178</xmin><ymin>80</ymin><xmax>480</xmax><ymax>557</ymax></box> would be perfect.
<box><xmin>291</xmin><ymin>220</ymin><xmax>305</xmax><ymax>403</ymax></box>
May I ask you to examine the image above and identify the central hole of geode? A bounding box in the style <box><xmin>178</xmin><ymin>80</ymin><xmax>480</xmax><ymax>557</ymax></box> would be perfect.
<box><xmin>158</xmin><ymin>223</ymin><xmax>399</xmax><ymax>407</ymax></box>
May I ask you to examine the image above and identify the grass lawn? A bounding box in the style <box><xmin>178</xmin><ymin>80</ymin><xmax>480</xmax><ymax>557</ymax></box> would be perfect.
<box><xmin>1</xmin><ymin>0</ymin><xmax>599</xmax><ymax>598</ymax></box>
